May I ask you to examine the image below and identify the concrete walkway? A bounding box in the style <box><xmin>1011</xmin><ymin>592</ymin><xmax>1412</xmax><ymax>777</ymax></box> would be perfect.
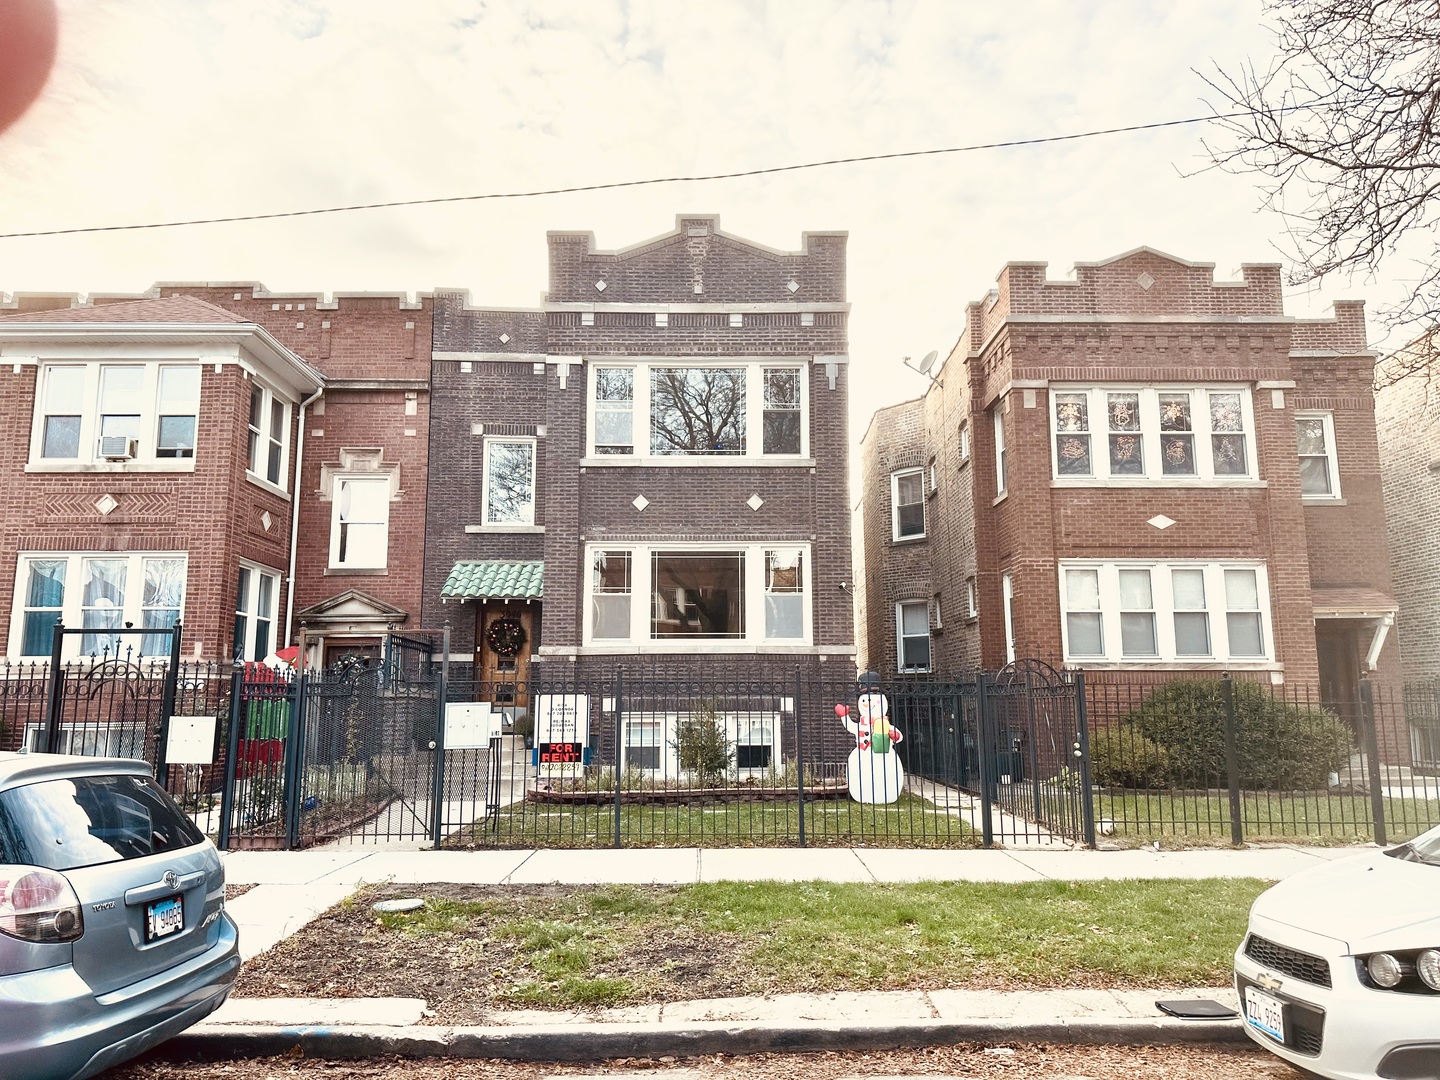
<box><xmin>185</xmin><ymin>843</ymin><xmax>1369</xmax><ymax>1064</ymax></box>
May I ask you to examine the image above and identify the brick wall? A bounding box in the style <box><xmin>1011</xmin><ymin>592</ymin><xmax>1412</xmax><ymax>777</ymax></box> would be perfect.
<box><xmin>428</xmin><ymin>216</ymin><xmax>854</xmax><ymax>676</ymax></box>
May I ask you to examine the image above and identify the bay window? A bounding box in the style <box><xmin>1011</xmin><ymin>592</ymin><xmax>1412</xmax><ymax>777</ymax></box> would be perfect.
<box><xmin>587</xmin><ymin>362</ymin><xmax>808</xmax><ymax>459</ymax></box>
<box><xmin>891</xmin><ymin>468</ymin><xmax>925</xmax><ymax>540</ymax></box>
<box><xmin>32</xmin><ymin>363</ymin><xmax>201</xmax><ymax>465</ymax></box>
<box><xmin>11</xmin><ymin>553</ymin><xmax>186</xmax><ymax>659</ymax></box>
<box><xmin>1060</xmin><ymin>561</ymin><xmax>1271</xmax><ymax>663</ymax></box>
<box><xmin>583</xmin><ymin>543</ymin><xmax>811</xmax><ymax>647</ymax></box>
<box><xmin>1052</xmin><ymin>386</ymin><xmax>1256</xmax><ymax>482</ymax></box>
<box><xmin>247</xmin><ymin>383</ymin><xmax>289</xmax><ymax>487</ymax></box>
<box><xmin>234</xmin><ymin>563</ymin><xmax>281</xmax><ymax>662</ymax></box>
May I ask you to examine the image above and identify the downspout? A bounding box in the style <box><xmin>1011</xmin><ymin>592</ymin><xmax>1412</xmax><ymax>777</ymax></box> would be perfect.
<box><xmin>285</xmin><ymin>386</ymin><xmax>325</xmax><ymax>649</ymax></box>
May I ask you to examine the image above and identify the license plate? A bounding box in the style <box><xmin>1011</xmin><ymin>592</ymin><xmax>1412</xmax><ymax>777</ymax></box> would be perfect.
<box><xmin>1244</xmin><ymin>985</ymin><xmax>1285</xmax><ymax>1043</ymax></box>
<box><xmin>145</xmin><ymin>895</ymin><xmax>183</xmax><ymax>942</ymax></box>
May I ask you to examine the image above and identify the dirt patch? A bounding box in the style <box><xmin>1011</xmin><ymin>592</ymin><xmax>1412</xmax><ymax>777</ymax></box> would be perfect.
<box><xmin>234</xmin><ymin>883</ymin><xmax>755</xmax><ymax>1024</ymax></box>
<box><xmin>224</xmin><ymin>883</ymin><xmax>256</xmax><ymax>901</ymax></box>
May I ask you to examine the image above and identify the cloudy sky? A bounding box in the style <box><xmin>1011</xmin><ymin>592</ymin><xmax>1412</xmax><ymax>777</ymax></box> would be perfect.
<box><xmin>0</xmin><ymin>1</ymin><xmax>1413</xmax><ymax>446</ymax></box>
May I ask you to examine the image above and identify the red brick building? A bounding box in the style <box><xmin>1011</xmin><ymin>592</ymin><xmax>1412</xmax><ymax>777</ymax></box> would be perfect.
<box><xmin>0</xmin><ymin>295</ymin><xmax>323</xmax><ymax>665</ymax></box>
<box><xmin>0</xmin><ymin>285</ymin><xmax>433</xmax><ymax>668</ymax></box>
<box><xmin>857</xmin><ymin>248</ymin><xmax>1399</xmax><ymax>725</ymax></box>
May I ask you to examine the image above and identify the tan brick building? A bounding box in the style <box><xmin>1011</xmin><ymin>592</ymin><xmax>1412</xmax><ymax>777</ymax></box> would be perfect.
<box><xmin>858</xmin><ymin>248</ymin><xmax>1399</xmax><ymax>738</ymax></box>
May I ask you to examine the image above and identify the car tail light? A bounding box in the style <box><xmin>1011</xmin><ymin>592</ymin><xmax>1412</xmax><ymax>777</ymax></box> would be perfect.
<box><xmin>0</xmin><ymin>865</ymin><xmax>84</xmax><ymax>943</ymax></box>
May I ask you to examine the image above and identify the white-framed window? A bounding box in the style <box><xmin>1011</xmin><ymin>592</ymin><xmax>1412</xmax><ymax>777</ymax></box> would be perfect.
<box><xmin>1296</xmin><ymin>411</ymin><xmax>1341</xmax><ymax>499</ymax></box>
<box><xmin>247</xmin><ymin>383</ymin><xmax>290</xmax><ymax>488</ymax></box>
<box><xmin>891</xmin><ymin>468</ymin><xmax>925</xmax><ymax>540</ymax></box>
<box><xmin>1051</xmin><ymin>386</ymin><xmax>1256</xmax><ymax>482</ymax></box>
<box><xmin>233</xmin><ymin>562</ymin><xmax>282</xmax><ymax>662</ymax></box>
<box><xmin>583</xmin><ymin>543</ymin><xmax>811</xmax><ymax>647</ymax></box>
<box><xmin>958</xmin><ymin>420</ymin><xmax>971</xmax><ymax>463</ymax></box>
<box><xmin>896</xmin><ymin>601</ymin><xmax>931</xmax><ymax>673</ymax></box>
<box><xmin>11</xmin><ymin>552</ymin><xmax>186</xmax><ymax>660</ymax></box>
<box><xmin>329</xmin><ymin>476</ymin><xmax>390</xmax><ymax>569</ymax></box>
<box><xmin>965</xmin><ymin>576</ymin><xmax>978</xmax><ymax>618</ymax></box>
<box><xmin>1058</xmin><ymin>561</ymin><xmax>1272</xmax><ymax>664</ymax></box>
<box><xmin>482</xmin><ymin>438</ymin><xmax>537</xmax><ymax>525</ymax></box>
<box><xmin>586</xmin><ymin>362</ymin><xmax>808</xmax><ymax>459</ymax></box>
<box><xmin>620</xmin><ymin>710</ymin><xmax>778</xmax><ymax>777</ymax></box>
<box><xmin>32</xmin><ymin>363</ymin><xmax>201</xmax><ymax>465</ymax></box>
<box><xmin>993</xmin><ymin>404</ymin><xmax>1008</xmax><ymax>494</ymax></box>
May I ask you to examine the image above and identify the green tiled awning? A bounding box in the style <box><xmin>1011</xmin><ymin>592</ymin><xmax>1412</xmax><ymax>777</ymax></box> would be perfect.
<box><xmin>441</xmin><ymin>560</ymin><xmax>544</xmax><ymax>602</ymax></box>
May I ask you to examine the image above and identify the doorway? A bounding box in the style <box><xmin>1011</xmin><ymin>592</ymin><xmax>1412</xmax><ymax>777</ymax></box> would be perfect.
<box><xmin>1316</xmin><ymin>623</ymin><xmax>1361</xmax><ymax>735</ymax></box>
<box><xmin>475</xmin><ymin>603</ymin><xmax>537</xmax><ymax>721</ymax></box>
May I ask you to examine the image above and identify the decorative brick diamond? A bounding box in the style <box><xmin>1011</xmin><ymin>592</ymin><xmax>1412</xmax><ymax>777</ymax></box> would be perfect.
<box><xmin>1137</xmin><ymin>271</ymin><xmax>1156</xmax><ymax>291</ymax></box>
<box><xmin>747</xmin><ymin>494</ymin><xmax>764</xmax><ymax>511</ymax></box>
<box><xmin>787</xmin><ymin>279</ymin><xmax>800</xmax><ymax>293</ymax></box>
<box><xmin>95</xmin><ymin>494</ymin><xmax>118</xmax><ymax>516</ymax></box>
<box><xmin>261</xmin><ymin>510</ymin><xmax>274</xmax><ymax>532</ymax></box>
<box><xmin>1147</xmin><ymin>514</ymin><xmax>1177</xmax><ymax>530</ymax></box>
<box><xmin>632</xmin><ymin>495</ymin><xmax>649</xmax><ymax>511</ymax></box>
<box><xmin>499</xmin><ymin>333</ymin><xmax>510</xmax><ymax>344</ymax></box>
<box><xmin>595</xmin><ymin>280</ymin><xmax>607</xmax><ymax>292</ymax></box>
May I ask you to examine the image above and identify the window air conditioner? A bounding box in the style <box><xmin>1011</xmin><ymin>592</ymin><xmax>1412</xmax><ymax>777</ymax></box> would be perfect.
<box><xmin>98</xmin><ymin>436</ymin><xmax>138</xmax><ymax>460</ymax></box>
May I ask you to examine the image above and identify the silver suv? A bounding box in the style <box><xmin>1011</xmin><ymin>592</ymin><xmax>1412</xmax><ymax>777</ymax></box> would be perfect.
<box><xmin>0</xmin><ymin>753</ymin><xmax>239</xmax><ymax>1080</ymax></box>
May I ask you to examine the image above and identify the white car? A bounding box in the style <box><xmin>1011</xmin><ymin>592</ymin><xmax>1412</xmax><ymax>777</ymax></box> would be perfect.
<box><xmin>1234</xmin><ymin>826</ymin><xmax>1440</xmax><ymax>1080</ymax></box>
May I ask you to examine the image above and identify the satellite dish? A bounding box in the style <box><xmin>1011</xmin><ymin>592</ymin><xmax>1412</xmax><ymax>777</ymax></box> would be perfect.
<box><xmin>916</xmin><ymin>350</ymin><xmax>939</xmax><ymax>374</ymax></box>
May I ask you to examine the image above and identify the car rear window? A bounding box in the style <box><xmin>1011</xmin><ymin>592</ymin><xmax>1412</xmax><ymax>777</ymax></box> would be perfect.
<box><xmin>0</xmin><ymin>773</ymin><xmax>206</xmax><ymax>871</ymax></box>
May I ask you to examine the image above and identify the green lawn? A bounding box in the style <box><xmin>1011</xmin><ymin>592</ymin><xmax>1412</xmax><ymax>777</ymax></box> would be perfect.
<box><xmin>444</xmin><ymin>792</ymin><xmax>977</xmax><ymax>849</ymax></box>
<box><xmin>1095</xmin><ymin>790</ymin><xmax>1440</xmax><ymax>845</ymax></box>
<box><xmin>362</xmin><ymin>878</ymin><xmax>1267</xmax><ymax>1008</ymax></box>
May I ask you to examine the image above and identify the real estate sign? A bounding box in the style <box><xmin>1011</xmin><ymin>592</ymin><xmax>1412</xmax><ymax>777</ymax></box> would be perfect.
<box><xmin>533</xmin><ymin>693</ymin><xmax>590</xmax><ymax>776</ymax></box>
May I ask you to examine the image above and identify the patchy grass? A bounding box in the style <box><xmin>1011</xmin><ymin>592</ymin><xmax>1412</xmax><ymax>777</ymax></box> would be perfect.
<box><xmin>237</xmin><ymin>878</ymin><xmax>1267</xmax><ymax>1019</ymax></box>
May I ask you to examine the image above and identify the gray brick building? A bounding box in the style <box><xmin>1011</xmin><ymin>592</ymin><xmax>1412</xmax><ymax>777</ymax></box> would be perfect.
<box><xmin>424</xmin><ymin>216</ymin><xmax>856</xmax><ymax>768</ymax></box>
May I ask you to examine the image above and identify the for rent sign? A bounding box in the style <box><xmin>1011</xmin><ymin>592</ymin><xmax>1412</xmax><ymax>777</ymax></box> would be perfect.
<box><xmin>533</xmin><ymin>694</ymin><xmax>591</xmax><ymax>776</ymax></box>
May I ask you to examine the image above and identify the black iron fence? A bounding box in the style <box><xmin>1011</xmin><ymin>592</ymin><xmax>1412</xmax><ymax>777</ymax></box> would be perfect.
<box><xmin>1083</xmin><ymin>673</ymin><xmax>1440</xmax><ymax>845</ymax></box>
<box><xmin>441</xmin><ymin>661</ymin><xmax>1090</xmax><ymax>850</ymax></box>
<box><xmin>12</xmin><ymin>634</ymin><xmax>1435</xmax><ymax>851</ymax></box>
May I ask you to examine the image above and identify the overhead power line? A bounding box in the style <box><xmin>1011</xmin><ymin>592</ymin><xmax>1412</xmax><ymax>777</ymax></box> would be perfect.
<box><xmin>0</xmin><ymin>112</ymin><xmax>1251</xmax><ymax>240</ymax></box>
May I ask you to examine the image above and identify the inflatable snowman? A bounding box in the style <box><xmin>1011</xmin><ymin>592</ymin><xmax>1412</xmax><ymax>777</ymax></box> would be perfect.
<box><xmin>834</xmin><ymin>690</ymin><xmax>905</xmax><ymax>803</ymax></box>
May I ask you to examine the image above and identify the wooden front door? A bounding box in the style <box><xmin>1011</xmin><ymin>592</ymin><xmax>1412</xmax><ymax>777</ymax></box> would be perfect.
<box><xmin>476</xmin><ymin>603</ymin><xmax>536</xmax><ymax>710</ymax></box>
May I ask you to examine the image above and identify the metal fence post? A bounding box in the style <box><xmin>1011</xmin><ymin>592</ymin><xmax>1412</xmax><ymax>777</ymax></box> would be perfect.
<box><xmin>975</xmin><ymin>672</ymin><xmax>996</xmax><ymax>848</ymax></box>
<box><xmin>154</xmin><ymin>624</ymin><xmax>183</xmax><ymax>790</ymax></box>
<box><xmin>1359</xmin><ymin>678</ymin><xmax>1387</xmax><ymax>847</ymax></box>
<box><xmin>430</xmin><ymin>628</ymin><xmax>450</xmax><ymax>849</ymax></box>
<box><xmin>218</xmin><ymin>663</ymin><xmax>245</xmax><ymax>850</ymax></box>
<box><xmin>613</xmin><ymin>670</ymin><xmax>624</xmax><ymax>849</ymax></box>
<box><xmin>1220</xmin><ymin>676</ymin><xmax>1244</xmax><ymax>846</ymax></box>
<box><xmin>1074</xmin><ymin>671</ymin><xmax>1097</xmax><ymax>848</ymax></box>
<box><xmin>283</xmin><ymin>671</ymin><xmax>307</xmax><ymax>850</ymax></box>
<box><xmin>44</xmin><ymin>620</ymin><xmax>66</xmax><ymax>754</ymax></box>
<box><xmin>795</xmin><ymin>668</ymin><xmax>806</xmax><ymax>848</ymax></box>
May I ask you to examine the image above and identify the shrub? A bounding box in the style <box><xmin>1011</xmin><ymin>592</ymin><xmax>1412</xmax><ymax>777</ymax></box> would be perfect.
<box><xmin>1088</xmin><ymin>726</ymin><xmax>1171</xmax><ymax>789</ymax></box>
<box><xmin>1123</xmin><ymin>679</ymin><xmax>1350</xmax><ymax>789</ymax></box>
<box><xmin>672</xmin><ymin>701</ymin><xmax>733</xmax><ymax>788</ymax></box>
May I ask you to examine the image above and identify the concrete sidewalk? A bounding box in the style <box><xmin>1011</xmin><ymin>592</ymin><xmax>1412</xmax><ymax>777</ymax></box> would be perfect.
<box><xmin>194</xmin><ymin>844</ymin><xmax>1358</xmax><ymax>1062</ymax></box>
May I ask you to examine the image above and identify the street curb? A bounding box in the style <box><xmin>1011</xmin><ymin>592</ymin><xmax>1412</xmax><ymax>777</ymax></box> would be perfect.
<box><xmin>156</xmin><ymin>1017</ymin><xmax>1250</xmax><ymax>1063</ymax></box>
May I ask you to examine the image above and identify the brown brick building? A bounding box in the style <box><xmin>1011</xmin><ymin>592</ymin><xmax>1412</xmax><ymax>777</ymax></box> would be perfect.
<box><xmin>0</xmin><ymin>284</ymin><xmax>433</xmax><ymax>668</ymax></box>
<box><xmin>858</xmin><ymin>248</ymin><xmax>1399</xmax><ymax>734</ymax></box>
<box><xmin>424</xmin><ymin>215</ymin><xmax>856</xmax><ymax>771</ymax></box>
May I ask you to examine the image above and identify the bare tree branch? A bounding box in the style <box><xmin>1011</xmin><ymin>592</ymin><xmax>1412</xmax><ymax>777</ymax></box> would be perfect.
<box><xmin>1204</xmin><ymin>0</ymin><xmax>1440</xmax><ymax>381</ymax></box>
